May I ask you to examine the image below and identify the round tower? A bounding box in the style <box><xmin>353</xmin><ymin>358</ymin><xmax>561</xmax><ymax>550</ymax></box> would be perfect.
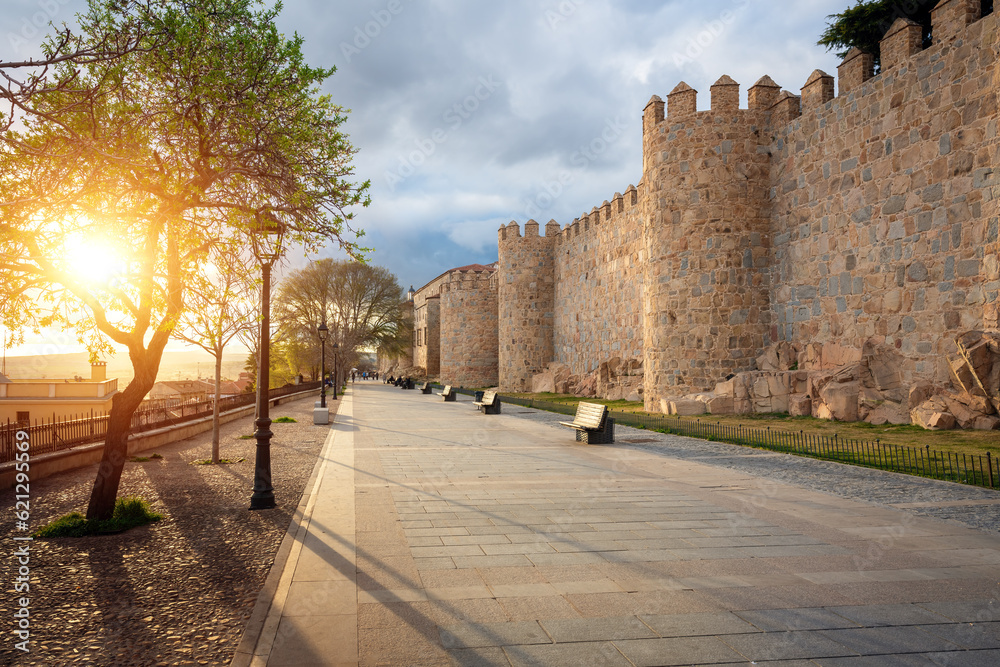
<box><xmin>440</xmin><ymin>267</ymin><xmax>499</xmax><ymax>387</ymax></box>
<box><xmin>642</xmin><ymin>76</ymin><xmax>776</xmax><ymax>411</ymax></box>
<box><xmin>497</xmin><ymin>220</ymin><xmax>557</xmax><ymax>391</ymax></box>
<box><xmin>986</xmin><ymin>31</ymin><xmax>1000</xmax><ymax>330</ymax></box>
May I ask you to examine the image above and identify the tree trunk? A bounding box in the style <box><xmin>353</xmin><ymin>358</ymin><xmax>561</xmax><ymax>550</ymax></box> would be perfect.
<box><xmin>212</xmin><ymin>351</ymin><xmax>222</xmax><ymax>463</ymax></box>
<box><xmin>86</xmin><ymin>350</ymin><xmax>159</xmax><ymax>521</ymax></box>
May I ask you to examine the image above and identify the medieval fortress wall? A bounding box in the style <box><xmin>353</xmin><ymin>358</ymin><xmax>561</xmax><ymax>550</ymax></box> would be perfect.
<box><xmin>768</xmin><ymin>2</ymin><xmax>999</xmax><ymax>388</ymax></box>
<box><xmin>440</xmin><ymin>268</ymin><xmax>499</xmax><ymax>387</ymax></box>
<box><xmin>554</xmin><ymin>185</ymin><xmax>646</xmax><ymax>378</ymax></box>
<box><xmin>493</xmin><ymin>0</ymin><xmax>998</xmax><ymax>414</ymax></box>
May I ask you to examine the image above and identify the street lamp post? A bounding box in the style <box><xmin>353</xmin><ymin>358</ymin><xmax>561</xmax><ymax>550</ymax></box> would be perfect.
<box><xmin>332</xmin><ymin>342</ymin><xmax>339</xmax><ymax>401</ymax></box>
<box><xmin>249</xmin><ymin>216</ymin><xmax>285</xmax><ymax>511</ymax></box>
<box><xmin>318</xmin><ymin>320</ymin><xmax>328</xmax><ymax>408</ymax></box>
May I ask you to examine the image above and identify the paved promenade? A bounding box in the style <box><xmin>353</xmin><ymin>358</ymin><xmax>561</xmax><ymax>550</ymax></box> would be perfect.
<box><xmin>234</xmin><ymin>383</ymin><xmax>1000</xmax><ymax>666</ymax></box>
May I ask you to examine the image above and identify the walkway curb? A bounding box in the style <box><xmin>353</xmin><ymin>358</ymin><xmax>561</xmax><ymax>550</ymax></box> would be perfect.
<box><xmin>230</xmin><ymin>392</ymin><xmax>349</xmax><ymax>667</ymax></box>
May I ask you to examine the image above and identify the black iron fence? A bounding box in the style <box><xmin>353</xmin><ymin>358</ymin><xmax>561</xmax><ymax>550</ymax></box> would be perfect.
<box><xmin>489</xmin><ymin>392</ymin><xmax>1000</xmax><ymax>491</ymax></box>
<box><xmin>0</xmin><ymin>381</ymin><xmax>321</xmax><ymax>463</ymax></box>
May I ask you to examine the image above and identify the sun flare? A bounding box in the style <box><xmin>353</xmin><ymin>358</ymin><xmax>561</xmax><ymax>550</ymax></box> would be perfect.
<box><xmin>62</xmin><ymin>234</ymin><xmax>126</xmax><ymax>285</ymax></box>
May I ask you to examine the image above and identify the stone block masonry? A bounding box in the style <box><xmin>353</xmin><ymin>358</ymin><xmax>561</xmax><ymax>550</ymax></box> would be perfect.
<box><xmin>440</xmin><ymin>268</ymin><xmax>499</xmax><ymax>388</ymax></box>
<box><xmin>768</xmin><ymin>0</ymin><xmax>998</xmax><ymax>393</ymax></box>
<box><xmin>489</xmin><ymin>0</ymin><xmax>999</xmax><ymax>415</ymax></box>
<box><xmin>498</xmin><ymin>220</ymin><xmax>557</xmax><ymax>392</ymax></box>
<box><xmin>402</xmin><ymin>1</ymin><xmax>998</xmax><ymax>418</ymax></box>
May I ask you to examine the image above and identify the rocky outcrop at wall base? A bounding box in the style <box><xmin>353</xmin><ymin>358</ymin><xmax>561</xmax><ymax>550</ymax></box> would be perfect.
<box><xmin>531</xmin><ymin>358</ymin><xmax>643</xmax><ymax>402</ymax></box>
<box><xmin>657</xmin><ymin>333</ymin><xmax>1000</xmax><ymax>431</ymax></box>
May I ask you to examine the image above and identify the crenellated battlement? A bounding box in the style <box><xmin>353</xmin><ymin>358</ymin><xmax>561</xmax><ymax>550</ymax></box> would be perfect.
<box><xmin>498</xmin><ymin>218</ymin><xmax>563</xmax><ymax>244</ymax></box>
<box><xmin>638</xmin><ymin>0</ymin><xmax>992</xmax><ymax>141</ymax></box>
<box><xmin>487</xmin><ymin>0</ymin><xmax>998</xmax><ymax>409</ymax></box>
<box><xmin>555</xmin><ymin>182</ymin><xmax>642</xmax><ymax>245</ymax></box>
<box><xmin>440</xmin><ymin>265</ymin><xmax>497</xmax><ymax>294</ymax></box>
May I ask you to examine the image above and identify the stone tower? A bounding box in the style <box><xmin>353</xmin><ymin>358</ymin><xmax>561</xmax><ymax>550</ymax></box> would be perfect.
<box><xmin>641</xmin><ymin>75</ymin><xmax>777</xmax><ymax>411</ymax></box>
<box><xmin>440</xmin><ymin>267</ymin><xmax>499</xmax><ymax>387</ymax></box>
<box><xmin>497</xmin><ymin>220</ymin><xmax>558</xmax><ymax>391</ymax></box>
<box><xmin>982</xmin><ymin>4</ymin><xmax>1000</xmax><ymax>328</ymax></box>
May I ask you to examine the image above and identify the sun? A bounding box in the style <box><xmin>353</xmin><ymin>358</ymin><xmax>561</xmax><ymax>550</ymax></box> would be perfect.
<box><xmin>62</xmin><ymin>234</ymin><xmax>126</xmax><ymax>286</ymax></box>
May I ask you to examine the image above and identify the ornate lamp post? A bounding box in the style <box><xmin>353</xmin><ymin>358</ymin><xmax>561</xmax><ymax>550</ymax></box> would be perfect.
<box><xmin>249</xmin><ymin>216</ymin><xmax>285</xmax><ymax>511</ymax></box>
<box><xmin>318</xmin><ymin>320</ymin><xmax>328</xmax><ymax>408</ymax></box>
<box><xmin>332</xmin><ymin>342</ymin><xmax>339</xmax><ymax>401</ymax></box>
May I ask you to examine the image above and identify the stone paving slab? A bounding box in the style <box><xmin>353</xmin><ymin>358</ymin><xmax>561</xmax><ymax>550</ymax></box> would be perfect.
<box><xmin>238</xmin><ymin>384</ymin><xmax>1000</xmax><ymax>666</ymax></box>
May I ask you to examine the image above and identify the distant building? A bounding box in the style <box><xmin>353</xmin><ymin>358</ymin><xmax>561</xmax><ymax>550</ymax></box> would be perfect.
<box><xmin>148</xmin><ymin>372</ymin><xmax>252</xmax><ymax>403</ymax></box>
<box><xmin>0</xmin><ymin>362</ymin><xmax>119</xmax><ymax>425</ymax></box>
<box><xmin>231</xmin><ymin>372</ymin><xmax>253</xmax><ymax>394</ymax></box>
<box><xmin>147</xmin><ymin>380</ymin><xmax>213</xmax><ymax>403</ymax></box>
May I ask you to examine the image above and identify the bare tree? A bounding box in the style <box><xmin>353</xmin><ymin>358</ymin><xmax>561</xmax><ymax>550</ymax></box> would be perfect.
<box><xmin>173</xmin><ymin>246</ymin><xmax>257</xmax><ymax>463</ymax></box>
<box><xmin>274</xmin><ymin>260</ymin><xmax>405</xmax><ymax>384</ymax></box>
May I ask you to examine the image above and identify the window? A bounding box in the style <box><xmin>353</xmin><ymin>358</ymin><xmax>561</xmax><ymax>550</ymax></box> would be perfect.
<box><xmin>16</xmin><ymin>411</ymin><xmax>29</xmax><ymax>425</ymax></box>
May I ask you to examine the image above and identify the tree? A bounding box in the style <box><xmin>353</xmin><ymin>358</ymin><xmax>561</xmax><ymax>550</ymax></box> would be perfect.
<box><xmin>0</xmin><ymin>0</ymin><xmax>158</xmax><ymax>133</ymax></box>
<box><xmin>0</xmin><ymin>0</ymin><xmax>370</xmax><ymax>520</ymax></box>
<box><xmin>274</xmin><ymin>260</ymin><xmax>405</xmax><ymax>383</ymax></box>
<box><xmin>173</xmin><ymin>246</ymin><xmax>257</xmax><ymax>463</ymax></box>
<box><xmin>818</xmin><ymin>0</ymin><xmax>937</xmax><ymax>71</ymax></box>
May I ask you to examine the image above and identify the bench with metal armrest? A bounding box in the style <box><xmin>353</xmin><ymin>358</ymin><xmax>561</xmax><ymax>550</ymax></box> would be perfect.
<box><xmin>472</xmin><ymin>390</ymin><xmax>501</xmax><ymax>415</ymax></box>
<box><xmin>559</xmin><ymin>402</ymin><xmax>614</xmax><ymax>444</ymax></box>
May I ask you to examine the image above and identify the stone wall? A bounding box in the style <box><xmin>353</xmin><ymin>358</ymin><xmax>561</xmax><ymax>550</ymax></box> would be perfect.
<box><xmin>553</xmin><ymin>185</ymin><xmax>645</xmax><ymax>374</ymax></box>
<box><xmin>498</xmin><ymin>220</ymin><xmax>556</xmax><ymax>391</ymax></box>
<box><xmin>769</xmin><ymin>0</ymin><xmax>1000</xmax><ymax>389</ymax></box>
<box><xmin>989</xmin><ymin>12</ymin><xmax>1000</xmax><ymax>329</ymax></box>
<box><xmin>641</xmin><ymin>76</ymin><xmax>776</xmax><ymax>410</ymax></box>
<box><xmin>484</xmin><ymin>1</ymin><xmax>1000</xmax><ymax>412</ymax></box>
<box><xmin>440</xmin><ymin>268</ymin><xmax>499</xmax><ymax>387</ymax></box>
<box><xmin>413</xmin><ymin>275</ymin><xmax>446</xmax><ymax>375</ymax></box>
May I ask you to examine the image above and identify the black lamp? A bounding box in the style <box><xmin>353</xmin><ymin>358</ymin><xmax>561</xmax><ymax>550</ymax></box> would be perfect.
<box><xmin>318</xmin><ymin>319</ymin><xmax>328</xmax><ymax>408</ymax></box>
<box><xmin>249</xmin><ymin>214</ymin><xmax>285</xmax><ymax>511</ymax></box>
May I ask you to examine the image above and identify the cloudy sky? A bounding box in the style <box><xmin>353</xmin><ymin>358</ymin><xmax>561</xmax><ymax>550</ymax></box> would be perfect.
<box><xmin>2</xmin><ymin>0</ymin><xmax>848</xmax><ymax>355</ymax></box>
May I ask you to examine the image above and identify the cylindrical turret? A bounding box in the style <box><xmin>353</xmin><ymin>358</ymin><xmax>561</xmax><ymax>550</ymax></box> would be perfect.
<box><xmin>498</xmin><ymin>220</ymin><xmax>556</xmax><ymax>391</ymax></box>
<box><xmin>642</xmin><ymin>76</ymin><xmax>774</xmax><ymax>410</ymax></box>
<box><xmin>440</xmin><ymin>268</ymin><xmax>499</xmax><ymax>387</ymax></box>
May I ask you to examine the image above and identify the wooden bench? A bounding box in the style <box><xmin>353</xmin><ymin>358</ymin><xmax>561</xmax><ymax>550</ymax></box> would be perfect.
<box><xmin>473</xmin><ymin>390</ymin><xmax>501</xmax><ymax>415</ymax></box>
<box><xmin>559</xmin><ymin>402</ymin><xmax>614</xmax><ymax>444</ymax></box>
<box><xmin>421</xmin><ymin>382</ymin><xmax>433</xmax><ymax>394</ymax></box>
<box><xmin>437</xmin><ymin>385</ymin><xmax>456</xmax><ymax>402</ymax></box>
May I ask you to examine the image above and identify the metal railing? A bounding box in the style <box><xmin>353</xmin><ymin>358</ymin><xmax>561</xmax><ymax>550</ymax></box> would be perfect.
<box><xmin>493</xmin><ymin>393</ymin><xmax>1000</xmax><ymax>491</ymax></box>
<box><xmin>0</xmin><ymin>381</ymin><xmax>321</xmax><ymax>463</ymax></box>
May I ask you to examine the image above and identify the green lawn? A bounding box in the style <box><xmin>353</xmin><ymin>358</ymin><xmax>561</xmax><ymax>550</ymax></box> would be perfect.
<box><xmin>504</xmin><ymin>392</ymin><xmax>1000</xmax><ymax>459</ymax></box>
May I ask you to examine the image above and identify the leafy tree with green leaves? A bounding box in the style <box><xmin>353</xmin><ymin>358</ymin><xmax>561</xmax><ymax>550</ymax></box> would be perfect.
<box><xmin>0</xmin><ymin>0</ymin><xmax>369</xmax><ymax>520</ymax></box>
<box><xmin>818</xmin><ymin>0</ymin><xmax>937</xmax><ymax>71</ymax></box>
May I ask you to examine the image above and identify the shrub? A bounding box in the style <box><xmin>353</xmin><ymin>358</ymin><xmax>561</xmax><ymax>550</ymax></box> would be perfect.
<box><xmin>33</xmin><ymin>497</ymin><xmax>162</xmax><ymax>538</ymax></box>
